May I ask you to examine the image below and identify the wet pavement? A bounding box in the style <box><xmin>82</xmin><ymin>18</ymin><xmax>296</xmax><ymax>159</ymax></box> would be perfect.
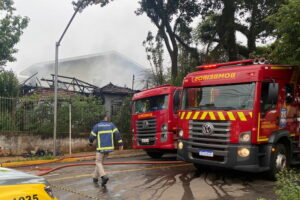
<box><xmin>20</xmin><ymin>154</ymin><xmax>282</xmax><ymax>200</ymax></box>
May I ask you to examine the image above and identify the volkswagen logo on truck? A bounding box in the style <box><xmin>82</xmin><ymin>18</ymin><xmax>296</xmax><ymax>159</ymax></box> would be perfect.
<box><xmin>202</xmin><ymin>123</ymin><xmax>214</xmax><ymax>135</ymax></box>
<box><xmin>142</xmin><ymin>120</ymin><xmax>149</xmax><ymax>128</ymax></box>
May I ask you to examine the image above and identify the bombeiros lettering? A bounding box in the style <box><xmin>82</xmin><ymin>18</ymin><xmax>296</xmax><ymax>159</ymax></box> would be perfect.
<box><xmin>193</xmin><ymin>73</ymin><xmax>236</xmax><ymax>82</ymax></box>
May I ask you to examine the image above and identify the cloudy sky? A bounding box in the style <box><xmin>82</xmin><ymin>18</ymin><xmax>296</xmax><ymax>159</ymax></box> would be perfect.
<box><xmin>7</xmin><ymin>0</ymin><xmax>156</xmax><ymax>74</ymax></box>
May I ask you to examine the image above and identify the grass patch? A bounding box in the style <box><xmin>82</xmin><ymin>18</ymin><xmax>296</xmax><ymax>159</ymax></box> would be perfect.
<box><xmin>9</xmin><ymin>155</ymin><xmax>56</xmax><ymax>162</ymax></box>
<box><xmin>258</xmin><ymin>169</ymin><xmax>300</xmax><ymax>200</ymax></box>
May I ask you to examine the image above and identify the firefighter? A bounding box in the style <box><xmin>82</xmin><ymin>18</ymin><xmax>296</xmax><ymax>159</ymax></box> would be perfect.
<box><xmin>88</xmin><ymin>113</ymin><xmax>124</xmax><ymax>186</ymax></box>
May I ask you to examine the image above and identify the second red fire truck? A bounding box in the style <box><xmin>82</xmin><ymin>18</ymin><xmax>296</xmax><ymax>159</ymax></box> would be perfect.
<box><xmin>177</xmin><ymin>59</ymin><xmax>300</xmax><ymax>178</ymax></box>
<box><xmin>131</xmin><ymin>85</ymin><xmax>182</xmax><ymax>158</ymax></box>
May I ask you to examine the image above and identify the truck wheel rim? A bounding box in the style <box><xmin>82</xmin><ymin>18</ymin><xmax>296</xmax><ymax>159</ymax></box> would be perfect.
<box><xmin>275</xmin><ymin>153</ymin><xmax>286</xmax><ymax>170</ymax></box>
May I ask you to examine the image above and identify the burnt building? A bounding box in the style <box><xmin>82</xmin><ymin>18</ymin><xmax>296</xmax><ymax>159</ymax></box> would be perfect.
<box><xmin>20</xmin><ymin>51</ymin><xmax>145</xmax><ymax>90</ymax></box>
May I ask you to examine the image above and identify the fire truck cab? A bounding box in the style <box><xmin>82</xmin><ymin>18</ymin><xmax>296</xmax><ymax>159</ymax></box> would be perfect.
<box><xmin>177</xmin><ymin>60</ymin><xmax>300</xmax><ymax>178</ymax></box>
<box><xmin>132</xmin><ymin>85</ymin><xmax>182</xmax><ymax>158</ymax></box>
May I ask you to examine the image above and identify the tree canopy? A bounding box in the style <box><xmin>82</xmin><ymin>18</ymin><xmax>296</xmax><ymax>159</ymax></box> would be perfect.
<box><xmin>0</xmin><ymin>0</ymin><xmax>29</xmax><ymax>66</ymax></box>
<box><xmin>266</xmin><ymin>0</ymin><xmax>300</xmax><ymax>65</ymax></box>
<box><xmin>73</xmin><ymin>0</ymin><xmax>296</xmax><ymax>85</ymax></box>
<box><xmin>194</xmin><ymin>0</ymin><xmax>284</xmax><ymax>62</ymax></box>
<box><xmin>0</xmin><ymin>69</ymin><xmax>19</xmax><ymax>97</ymax></box>
<box><xmin>135</xmin><ymin>0</ymin><xmax>202</xmax><ymax>82</ymax></box>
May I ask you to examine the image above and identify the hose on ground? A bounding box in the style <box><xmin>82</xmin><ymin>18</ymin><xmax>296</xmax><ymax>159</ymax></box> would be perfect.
<box><xmin>36</xmin><ymin>161</ymin><xmax>185</xmax><ymax>176</ymax></box>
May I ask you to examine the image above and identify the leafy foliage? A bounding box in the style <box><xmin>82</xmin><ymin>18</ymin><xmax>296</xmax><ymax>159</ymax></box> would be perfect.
<box><xmin>142</xmin><ymin>31</ymin><xmax>170</xmax><ymax>88</ymax></box>
<box><xmin>0</xmin><ymin>94</ymin><xmax>105</xmax><ymax>135</ymax></box>
<box><xmin>196</xmin><ymin>0</ymin><xmax>284</xmax><ymax>61</ymax></box>
<box><xmin>266</xmin><ymin>0</ymin><xmax>300</xmax><ymax>65</ymax></box>
<box><xmin>0</xmin><ymin>0</ymin><xmax>29</xmax><ymax>66</ymax></box>
<box><xmin>136</xmin><ymin>0</ymin><xmax>201</xmax><ymax>82</ymax></box>
<box><xmin>275</xmin><ymin>169</ymin><xmax>300</xmax><ymax>200</ymax></box>
<box><xmin>72</xmin><ymin>0</ymin><xmax>113</xmax><ymax>11</ymax></box>
<box><xmin>258</xmin><ymin>169</ymin><xmax>300</xmax><ymax>200</ymax></box>
<box><xmin>111</xmin><ymin>97</ymin><xmax>132</xmax><ymax>148</ymax></box>
<box><xmin>0</xmin><ymin>69</ymin><xmax>19</xmax><ymax>97</ymax></box>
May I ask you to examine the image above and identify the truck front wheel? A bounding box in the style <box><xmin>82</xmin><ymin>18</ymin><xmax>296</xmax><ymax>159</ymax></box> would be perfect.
<box><xmin>267</xmin><ymin>143</ymin><xmax>289</xmax><ymax>180</ymax></box>
<box><xmin>145</xmin><ymin>150</ymin><xmax>164</xmax><ymax>159</ymax></box>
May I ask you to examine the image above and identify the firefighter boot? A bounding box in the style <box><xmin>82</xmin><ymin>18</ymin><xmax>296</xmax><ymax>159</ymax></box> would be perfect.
<box><xmin>93</xmin><ymin>178</ymin><xmax>98</xmax><ymax>183</ymax></box>
<box><xmin>101</xmin><ymin>176</ymin><xmax>109</xmax><ymax>186</ymax></box>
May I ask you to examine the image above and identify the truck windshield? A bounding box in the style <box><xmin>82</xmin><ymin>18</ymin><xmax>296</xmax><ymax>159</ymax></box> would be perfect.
<box><xmin>134</xmin><ymin>95</ymin><xmax>168</xmax><ymax>114</ymax></box>
<box><xmin>182</xmin><ymin>83</ymin><xmax>255</xmax><ymax>110</ymax></box>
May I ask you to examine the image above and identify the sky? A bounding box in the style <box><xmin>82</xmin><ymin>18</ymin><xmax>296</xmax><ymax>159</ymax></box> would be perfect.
<box><xmin>6</xmin><ymin>0</ymin><xmax>156</xmax><ymax>75</ymax></box>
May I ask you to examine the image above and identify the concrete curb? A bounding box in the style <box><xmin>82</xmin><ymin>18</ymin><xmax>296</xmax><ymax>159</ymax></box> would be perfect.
<box><xmin>1</xmin><ymin>150</ymin><xmax>146</xmax><ymax>168</ymax></box>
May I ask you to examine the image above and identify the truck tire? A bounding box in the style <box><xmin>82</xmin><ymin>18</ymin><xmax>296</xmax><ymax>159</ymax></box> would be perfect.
<box><xmin>267</xmin><ymin>143</ymin><xmax>289</xmax><ymax>180</ymax></box>
<box><xmin>193</xmin><ymin>163</ymin><xmax>202</xmax><ymax>171</ymax></box>
<box><xmin>193</xmin><ymin>163</ymin><xmax>209</xmax><ymax>171</ymax></box>
<box><xmin>145</xmin><ymin>150</ymin><xmax>164</xmax><ymax>159</ymax></box>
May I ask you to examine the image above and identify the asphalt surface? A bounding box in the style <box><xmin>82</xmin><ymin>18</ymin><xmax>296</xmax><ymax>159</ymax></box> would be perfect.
<box><xmin>16</xmin><ymin>154</ymin><xmax>284</xmax><ymax>200</ymax></box>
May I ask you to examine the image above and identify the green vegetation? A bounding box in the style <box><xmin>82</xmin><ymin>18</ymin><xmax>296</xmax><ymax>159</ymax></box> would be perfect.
<box><xmin>267</xmin><ymin>0</ymin><xmax>300</xmax><ymax>65</ymax></box>
<box><xmin>275</xmin><ymin>169</ymin><xmax>300</xmax><ymax>200</ymax></box>
<box><xmin>111</xmin><ymin>97</ymin><xmax>132</xmax><ymax>149</ymax></box>
<box><xmin>0</xmin><ymin>70</ymin><xmax>19</xmax><ymax>97</ymax></box>
<box><xmin>0</xmin><ymin>0</ymin><xmax>29</xmax><ymax>66</ymax></box>
<box><xmin>11</xmin><ymin>155</ymin><xmax>56</xmax><ymax>162</ymax></box>
<box><xmin>258</xmin><ymin>169</ymin><xmax>300</xmax><ymax>200</ymax></box>
<box><xmin>76</xmin><ymin>0</ymin><xmax>300</xmax><ymax>87</ymax></box>
<box><xmin>0</xmin><ymin>93</ymin><xmax>105</xmax><ymax>135</ymax></box>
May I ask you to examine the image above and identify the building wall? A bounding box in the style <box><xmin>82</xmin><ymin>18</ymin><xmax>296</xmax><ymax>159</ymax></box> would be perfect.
<box><xmin>0</xmin><ymin>132</ymin><xmax>89</xmax><ymax>156</ymax></box>
<box><xmin>103</xmin><ymin>94</ymin><xmax>126</xmax><ymax>118</ymax></box>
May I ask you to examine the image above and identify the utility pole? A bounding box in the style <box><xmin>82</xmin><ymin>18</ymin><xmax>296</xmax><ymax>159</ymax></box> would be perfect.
<box><xmin>132</xmin><ymin>74</ymin><xmax>135</xmax><ymax>90</ymax></box>
<box><xmin>69</xmin><ymin>103</ymin><xmax>72</xmax><ymax>155</ymax></box>
<box><xmin>53</xmin><ymin>0</ymin><xmax>90</xmax><ymax>156</ymax></box>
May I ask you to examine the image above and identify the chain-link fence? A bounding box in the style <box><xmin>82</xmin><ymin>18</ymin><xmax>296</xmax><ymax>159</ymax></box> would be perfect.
<box><xmin>0</xmin><ymin>95</ymin><xmax>132</xmax><ymax>149</ymax></box>
<box><xmin>0</xmin><ymin>96</ymin><xmax>104</xmax><ymax>135</ymax></box>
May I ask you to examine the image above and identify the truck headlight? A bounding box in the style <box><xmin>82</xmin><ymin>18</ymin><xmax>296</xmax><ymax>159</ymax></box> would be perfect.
<box><xmin>161</xmin><ymin>123</ymin><xmax>168</xmax><ymax>132</ymax></box>
<box><xmin>238</xmin><ymin>148</ymin><xmax>250</xmax><ymax>157</ymax></box>
<box><xmin>161</xmin><ymin>132</ymin><xmax>168</xmax><ymax>142</ymax></box>
<box><xmin>178</xmin><ymin>141</ymin><xmax>183</xmax><ymax>149</ymax></box>
<box><xmin>179</xmin><ymin>129</ymin><xmax>184</xmax><ymax>138</ymax></box>
<box><xmin>239</xmin><ymin>131</ymin><xmax>251</xmax><ymax>143</ymax></box>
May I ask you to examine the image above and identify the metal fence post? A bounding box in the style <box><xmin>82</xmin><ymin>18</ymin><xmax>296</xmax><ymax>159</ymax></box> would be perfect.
<box><xmin>69</xmin><ymin>103</ymin><xmax>72</xmax><ymax>155</ymax></box>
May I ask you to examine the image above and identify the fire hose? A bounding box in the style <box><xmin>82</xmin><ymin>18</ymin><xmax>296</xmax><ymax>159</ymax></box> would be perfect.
<box><xmin>36</xmin><ymin>161</ymin><xmax>185</xmax><ymax>176</ymax></box>
<box><xmin>6</xmin><ymin>154</ymin><xmax>185</xmax><ymax>176</ymax></box>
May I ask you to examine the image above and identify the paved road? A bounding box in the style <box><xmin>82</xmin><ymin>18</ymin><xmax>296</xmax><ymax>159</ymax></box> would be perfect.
<box><xmin>26</xmin><ymin>154</ymin><xmax>281</xmax><ymax>200</ymax></box>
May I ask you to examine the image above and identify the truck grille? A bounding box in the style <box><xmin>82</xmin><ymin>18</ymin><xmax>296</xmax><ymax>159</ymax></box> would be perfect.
<box><xmin>187</xmin><ymin>120</ymin><xmax>231</xmax><ymax>163</ymax></box>
<box><xmin>136</xmin><ymin>118</ymin><xmax>157</xmax><ymax>146</ymax></box>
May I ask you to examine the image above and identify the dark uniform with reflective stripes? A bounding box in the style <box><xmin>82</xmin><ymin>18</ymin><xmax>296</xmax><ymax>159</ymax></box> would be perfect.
<box><xmin>89</xmin><ymin>120</ymin><xmax>123</xmax><ymax>152</ymax></box>
<box><xmin>89</xmin><ymin>120</ymin><xmax>123</xmax><ymax>183</ymax></box>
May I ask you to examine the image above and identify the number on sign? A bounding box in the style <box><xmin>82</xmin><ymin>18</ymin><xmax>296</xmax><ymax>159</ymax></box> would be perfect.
<box><xmin>12</xmin><ymin>195</ymin><xmax>38</xmax><ymax>200</ymax></box>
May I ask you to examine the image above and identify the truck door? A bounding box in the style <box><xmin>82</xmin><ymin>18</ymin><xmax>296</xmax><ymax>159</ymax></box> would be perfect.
<box><xmin>259</xmin><ymin>82</ymin><xmax>279</xmax><ymax>142</ymax></box>
<box><xmin>173</xmin><ymin>89</ymin><xmax>181</xmax><ymax>115</ymax></box>
<box><xmin>285</xmin><ymin>84</ymin><xmax>297</xmax><ymax>137</ymax></box>
<box><xmin>297</xmin><ymin>82</ymin><xmax>300</xmax><ymax>147</ymax></box>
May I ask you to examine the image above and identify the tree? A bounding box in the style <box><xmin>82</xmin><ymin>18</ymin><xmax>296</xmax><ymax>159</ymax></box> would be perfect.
<box><xmin>266</xmin><ymin>0</ymin><xmax>300</xmax><ymax>65</ymax></box>
<box><xmin>135</xmin><ymin>0</ymin><xmax>201</xmax><ymax>82</ymax></box>
<box><xmin>196</xmin><ymin>0</ymin><xmax>284</xmax><ymax>61</ymax></box>
<box><xmin>111</xmin><ymin>97</ymin><xmax>132</xmax><ymax>148</ymax></box>
<box><xmin>0</xmin><ymin>0</ymin><xmax>29</xmax><ymax>66</ymax></box>
<box><xmin>237</xmin><ymin>0</ymin><xmax>284</xmax><ymax>54</ymax></box>
<box><xmin>73</xmin><ymin>0</ymin><xmax>202</xmax><ymax>82</ymax></box>
<box><xmin>142</xmin><ymin>31</ymin><xmax>168</xmax><ymax>87</ymax></box>
<box><xmin>0</xmin><ymin>69</ymin><xmax>19</xmax><ymax>97</ymax></box>
<box><xmin>197</xmin><ymin>0</ymin><xmax>238</xmax><ymax>61</ymax></box>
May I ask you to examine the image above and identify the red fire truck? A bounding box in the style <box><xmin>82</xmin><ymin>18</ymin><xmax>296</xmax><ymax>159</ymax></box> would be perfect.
<box><xmin>177</xmin><ymin>59</ymin><xmax>300</xmax><ymax>178</ymax></box>
<box><xmin>132</xmin><ymin>85</ymin><xmax>182</xmax><ymax>158</ymax></box>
